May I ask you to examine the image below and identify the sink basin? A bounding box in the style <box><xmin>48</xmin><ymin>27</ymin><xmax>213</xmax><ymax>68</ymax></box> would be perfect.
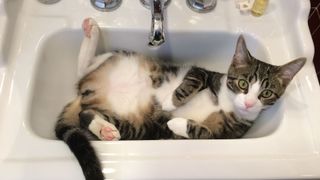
<box><xmin>1</xmin><ymin>0</ymin><xmax>320</xmax><ymax>179</ymax></box>
<box><xmin>30</xmin><ymin>30</ymin><xmax>278</xmax><ymax>139</ymax></box>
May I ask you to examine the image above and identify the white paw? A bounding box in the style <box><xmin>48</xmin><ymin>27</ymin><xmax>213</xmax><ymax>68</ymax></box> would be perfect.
<box><xmin>88</xmin><ymin>115</ymin><xmax>121</xmax><ymax>141</ymax></box>
<box><xmin>99</xmin><ymin>124</ymin><xmax>121</xmax><ymax>141</ymax></box>
<box><xmin>82</xmin><ymin>18</ymin><xmax>99</xmax><ymax>38</ymax></box>
<box><xmin>167</xmin><ymin>118</ymin><xmax>189</xmax><ymax>138</ymax></box>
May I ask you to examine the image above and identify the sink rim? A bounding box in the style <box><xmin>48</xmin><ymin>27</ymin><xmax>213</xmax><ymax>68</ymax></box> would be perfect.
<box><xmin>0</xmin><ymin>0</ymin><xmax>319</xmax><ymax>179</ymax></box>
<box><xmin>1</xmin><ymin>20</ymin><xmax>319</xmax><ymax>179</ymax></box>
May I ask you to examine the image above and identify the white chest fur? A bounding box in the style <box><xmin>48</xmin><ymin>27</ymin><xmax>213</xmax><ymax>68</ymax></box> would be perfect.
<box><xmin>103</xmin><ymin>57</ymin><xmax>188</xmax><ymax>118</ymax></box>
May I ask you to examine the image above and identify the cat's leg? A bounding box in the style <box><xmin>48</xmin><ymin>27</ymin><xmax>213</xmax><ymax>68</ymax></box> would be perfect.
<box><xmin>77</xmin><ymin>18</ymin><xmax>100</xmax><ymax>78</ymax></box>
<box><xmin>172</xmin><ymin>67</ymin><xmax>209</xmax><ymax>107</ymax></box>
<box><xmin>79</xmin><ymin>109</ymin><xmax>121</xmax><ymax>141</ymax></box>
<box><xmin>168</xmin><ymin>111</ymin><xmax>253</xmax><ymax>139</ymax></box>
<box><xmin>79</xmin><ymin>109</ymin><xmax>168</xmax><ymax>140</ymax></box>
<box><xmin>167</xmin><ymin>118</ymin><xmax>212</xmax><ymax>139</ymax></box>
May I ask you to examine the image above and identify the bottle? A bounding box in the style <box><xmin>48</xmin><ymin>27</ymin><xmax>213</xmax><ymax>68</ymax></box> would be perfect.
<box><xmin>251</xmin><ymin>0</ymin><xmax>269</xmax><ymax>17</ymax></box>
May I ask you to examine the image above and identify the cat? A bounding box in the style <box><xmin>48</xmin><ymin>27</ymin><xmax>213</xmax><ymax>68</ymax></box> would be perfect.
<box><xmin>55</xmin><ymin>18</ymin><xmax>306</xmax><ymax>180</ymax></box>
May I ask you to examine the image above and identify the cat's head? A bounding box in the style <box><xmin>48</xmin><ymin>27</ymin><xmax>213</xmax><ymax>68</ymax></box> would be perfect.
<box><xmin>226</xmin><ymin>35</ymin><xmax>306</xmax><ymax>120</ymax></box>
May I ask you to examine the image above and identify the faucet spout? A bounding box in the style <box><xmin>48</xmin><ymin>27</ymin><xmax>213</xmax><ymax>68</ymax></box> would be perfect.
<box><xmin>149</xmin><ymin>0</ymin><xmax>165</xmax><ymax>46</ymax></box>
<box><xmin>141</xmin><ymin>0</ymin><xmax>170</xmax><ymax>47</ymax></box>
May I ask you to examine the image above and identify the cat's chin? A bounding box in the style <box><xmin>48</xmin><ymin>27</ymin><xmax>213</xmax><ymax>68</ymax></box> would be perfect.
<box><xmin>234</xmin><ymin>107</ymin><xmax>261</xmax><ymax>121</ymax></box>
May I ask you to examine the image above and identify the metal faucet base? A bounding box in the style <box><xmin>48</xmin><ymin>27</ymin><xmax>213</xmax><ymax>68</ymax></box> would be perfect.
<box><xmin>140</xmin><ymin>0</ymin><xmax>171</xmax><ymax>9</ymax></box>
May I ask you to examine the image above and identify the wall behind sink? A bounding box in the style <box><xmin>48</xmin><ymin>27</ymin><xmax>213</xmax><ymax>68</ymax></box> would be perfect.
<box><xmin>309</xmin><ymin>0</ymin><xmax>320</xmax><ymax>84</ymax></box>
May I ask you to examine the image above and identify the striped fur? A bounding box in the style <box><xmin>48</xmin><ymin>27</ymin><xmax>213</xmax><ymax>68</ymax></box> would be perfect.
<box><xmin>55</xmin><ymin>99</ymin><xmax>103</xmax><ymax>180</ymax></box>
<box><xmin>186</xmin><ymin>110</ymin><xmax>253</xmax><ymax>139</ymax></box>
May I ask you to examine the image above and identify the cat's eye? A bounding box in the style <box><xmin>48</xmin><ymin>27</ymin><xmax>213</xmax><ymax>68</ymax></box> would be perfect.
<box><xmin>260</xmin><ymin>90</ymin><xmax>273</xmax><ymax>98</ymax></box>
<box><xmin>238</xmin><ymin>79</ymin><xmax>248</xmax><ymax>90</ymax></box>
<box><xmin>81</xmin><ymin>89</ymin><xmax>94</xmax><ymax>96</ymax></box>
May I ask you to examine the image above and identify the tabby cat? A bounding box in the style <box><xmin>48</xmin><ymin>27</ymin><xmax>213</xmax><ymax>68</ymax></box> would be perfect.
<box><xmin>55</xmin><ymin>18</ymin><xmax>306</xmax><ymax>180</ymax></box>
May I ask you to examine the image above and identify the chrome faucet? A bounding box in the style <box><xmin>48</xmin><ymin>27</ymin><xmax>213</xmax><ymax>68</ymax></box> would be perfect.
<box><xmin>140</xmin><ymin>0</ymin><xmax>171</xmax><ymax>47</ymax></box>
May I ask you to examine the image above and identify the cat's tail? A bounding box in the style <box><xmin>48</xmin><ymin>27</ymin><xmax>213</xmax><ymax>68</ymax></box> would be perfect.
<box><xmin>55</xmin><ymin>97</ymin><xmax>104</xmax><ymax>180</ymax></box>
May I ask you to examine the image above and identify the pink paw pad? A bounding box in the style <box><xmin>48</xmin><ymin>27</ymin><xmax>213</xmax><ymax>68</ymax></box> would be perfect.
<box><xmin>100</xmin><ymin>127</ymin><xmax>117</xmax><ymax>141</ymax></box>
<box><xmin>82</xmin><ymin>18</ymin><xmax>93</xmax><ymax>38</ymax></box>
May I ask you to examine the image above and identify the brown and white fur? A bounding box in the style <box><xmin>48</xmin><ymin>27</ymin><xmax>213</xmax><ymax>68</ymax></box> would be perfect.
<box><xmin>55</xmin><ymin>18</ymin><xmax>306</xmax><ymax>180</ymax></box>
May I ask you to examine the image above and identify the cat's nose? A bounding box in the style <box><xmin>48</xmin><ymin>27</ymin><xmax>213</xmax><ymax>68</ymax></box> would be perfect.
<box><xmin>245</xmin><ymin>100</ymin><xmax>256</xmax><ymax>109</ymax></box>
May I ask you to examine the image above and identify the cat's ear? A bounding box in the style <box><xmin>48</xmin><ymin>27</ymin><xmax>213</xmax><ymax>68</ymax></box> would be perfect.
<box><xmin>277</xmin><ymin>57</ymin><xmax>306</xmax><ymax>86</ymax></box>
<box><xmin>232</xmin><ymin>35</ymin><xmax>252</xmax><ymax>68</ymax></box>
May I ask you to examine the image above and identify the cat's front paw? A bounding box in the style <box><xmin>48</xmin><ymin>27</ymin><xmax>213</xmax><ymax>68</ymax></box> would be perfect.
<box><xmin>100</xmin><ymin>125</ymin><xmax>121</xmax><ymax>141</ymax></box>
<box><xmin>82</xmin><ymin>18</ymin><xmax>99</xmax><ymax>38</ymax></box>
<box><xmin>167</xmin><ymin>118</ymin><xmax>189</xmax><ymax>138</ymax></box>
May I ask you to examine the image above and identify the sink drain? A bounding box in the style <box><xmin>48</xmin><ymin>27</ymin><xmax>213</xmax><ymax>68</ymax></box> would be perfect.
<box><xmin>38</xmin><ymin>0</ymin><xmax>60</xmax><ymax>5</ymax></box>
<box><xmin>91</xmin><ymin>0</ymin><xmax>122</xmax><ymax>12</ymax></box>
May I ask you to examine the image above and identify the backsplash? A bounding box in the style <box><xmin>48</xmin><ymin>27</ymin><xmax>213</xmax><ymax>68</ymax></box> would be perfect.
<box><xmin>309</xmin><ymin>0</ymin><xmax>320</xmax><ymax>83</ymax></box>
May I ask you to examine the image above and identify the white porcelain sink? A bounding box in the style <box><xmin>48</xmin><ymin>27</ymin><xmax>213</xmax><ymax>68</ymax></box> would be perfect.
<box><xmin>30</xmin><ymin>30</ymin><xmax>277</xmax><ymax>139</ymax></box>
<box><xmin>1</xmin><ymin>0</ymin><xmax>320</xmax><ymax>179</ymax></box>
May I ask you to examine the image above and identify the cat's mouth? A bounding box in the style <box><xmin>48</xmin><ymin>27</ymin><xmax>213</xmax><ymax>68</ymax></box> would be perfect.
<box><xmin>238</xmin><ymin>108</ymin><xmax>250</xmax><ymax>113</ymax></box>
<box><xmin>235</xmin><ymin>106</ymin><xmax>262</xmax><ymax>121</ymax></box>
<box><xmin>239</xmin><ymin>106</ymin><xmax>260</xmax><ymax>113</ymax></box>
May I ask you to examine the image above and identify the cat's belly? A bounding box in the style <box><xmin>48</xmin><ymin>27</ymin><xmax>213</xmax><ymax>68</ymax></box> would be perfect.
<box><xmin>104</xmin><ymin>56</ymin><xmax>154</xmax><ymax>121</ymax></box>
<box><xmin>172</xmin><ymin>88</ymin><xmax>220</xmax><ymax>122</ymax></box>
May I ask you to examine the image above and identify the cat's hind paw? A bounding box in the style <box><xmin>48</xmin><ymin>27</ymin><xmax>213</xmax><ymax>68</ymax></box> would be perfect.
<box><xmin>167</xmin><ymin>118</ymin><xmax>189</xmax><ymax>138</ymax></box>
<box><xmin>83</xmin><ymin>111</ymin><xmax>121</xmax><ymax>141</ymax></box>
<box><xmin>82</xmin><ymin>18</ymin><xmax>99</xmax><ymax>38</ymax></box>
<box><xmin>100</xmin><ymin>125</ymin><xmax>121</xmax><ymax>141</ymax></box>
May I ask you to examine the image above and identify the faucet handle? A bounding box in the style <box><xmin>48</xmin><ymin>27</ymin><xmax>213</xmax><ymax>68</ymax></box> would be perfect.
<box><xmin>186</xmin><ymin>0</ymin><xmax>217</xmax><ymax>13</ymax></box>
